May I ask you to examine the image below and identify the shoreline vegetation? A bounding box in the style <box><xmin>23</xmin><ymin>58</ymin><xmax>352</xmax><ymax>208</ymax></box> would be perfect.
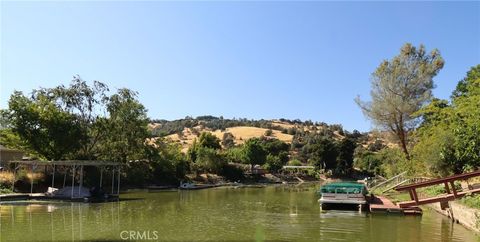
<box><xmin>0</xmin><ymin>44</ymin><xmax>479</xmax><ymax>230</ymax></box>
<box><xmin>0</xmin><ymin>168</ymin><xmax>332</xmax><ymax>194</ymax></box>
<box><xmin>0</xmin><ymin>77</ymin><xmax>366</xmax><ymax>195</ymax></box>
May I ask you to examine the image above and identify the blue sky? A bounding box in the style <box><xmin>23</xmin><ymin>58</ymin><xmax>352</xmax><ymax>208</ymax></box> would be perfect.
<box><xmin>1</xmin><ymin>1</ymin><xmax>479</xmax><ymax>132</ymax></box>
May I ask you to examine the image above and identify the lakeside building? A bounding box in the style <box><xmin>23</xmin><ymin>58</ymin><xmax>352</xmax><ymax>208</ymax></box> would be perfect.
<box><xmin>0</xmin><ymin>145</ymin><xmax>24</xmax><ymax>168</ymax></box>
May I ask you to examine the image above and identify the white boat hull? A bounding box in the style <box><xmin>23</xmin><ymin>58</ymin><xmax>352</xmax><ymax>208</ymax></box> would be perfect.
<box><xmin>318</xmin><ymin>198</ymin><xmax>367</xmax><ymax>205</ymax></box>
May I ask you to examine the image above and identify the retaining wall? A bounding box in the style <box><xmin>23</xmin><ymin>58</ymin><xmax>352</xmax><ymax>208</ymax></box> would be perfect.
<box><xmin>427</xmin><ymin>201</ymin><xmax>480</xmax><ymax>233</ymax></box>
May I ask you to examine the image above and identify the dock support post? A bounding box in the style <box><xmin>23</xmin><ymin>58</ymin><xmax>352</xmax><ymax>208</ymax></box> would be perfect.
<box><xmin>99</xmin><ymin>167</ymin><xmax>103</xmax><ymax>188</ymax></box>
<box><xmin>79</xmin><ymin>165</ymin><xmax>83</xmax><ymax>196</ymax></box>
<box><xmin>111</xmin><ymin>167</ymin><xmax>115</xmax><ymax>195</ymax></box>
<box><xmin>52</xmin><ymin>165</ymin><xmax>56</xmax><ymax>188</ymax></box>
<box><xmin>409</xmin><ymin>189</ymin><xmax>414</xmax><ymax>201</ymax></box>
<box><xmin>30</xmin><ymin>164</ymin><xmax>34</xmax><ymax>195</ymax></box>
<box><xmin>11</xmin><ymin>164</ymin><xmax>17</xmax><ymax>192</ymax></box>
<box><xmin>412</xmin><ymin>189</ymin><xmax>419</xmax><ymax>205</ymax></box>
<box><xmin>117</xmin><ymin>167</ymin><xmax>120</xmax><ymax>195</ymax></box>
<box><xmin>63</xmin><ymin>168</ymin><xmax>67</xmax><ymax>188</ymax></box>
<box><xmin>450</xmin><ymin>181</ymin><xmax>458</xmax><ymax>198</ymax></box>
<box><xmin>444</xmin><ymin>182</ymin><xmax>450</xmax><ymax>194</ymax></box>
<box><xmin>71</xmin><ymin>165</ymin><xmax>76</xmax><ymax>199</ymax></box>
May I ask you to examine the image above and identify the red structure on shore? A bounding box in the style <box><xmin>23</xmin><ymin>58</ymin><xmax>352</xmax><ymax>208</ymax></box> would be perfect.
<box><xmin>394</xmin><ymin>170</ymin><xmax>480</xmax><ymax>208</ymax></box>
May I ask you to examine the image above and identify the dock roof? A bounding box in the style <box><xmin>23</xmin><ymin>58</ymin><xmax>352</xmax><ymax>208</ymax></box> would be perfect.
<box><xmin>8</xmin><ymin>160</ymin><xmax>124</xmax><ymax>166</ymax></box>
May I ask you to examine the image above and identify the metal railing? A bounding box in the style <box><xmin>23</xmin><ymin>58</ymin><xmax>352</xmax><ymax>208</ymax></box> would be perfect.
<box><xmin>366</xmin><ymin>172</ymin><xmax>431</xmax><ymax>194</ymax></box>
<box><xmin>368</xmin><ymin>172</ymin><xmax>407</xmax><ymax>192</ymax></box>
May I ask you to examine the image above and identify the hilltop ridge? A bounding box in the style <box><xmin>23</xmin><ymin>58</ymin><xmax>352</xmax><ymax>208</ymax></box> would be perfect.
<box><xmin>148</xmin><ymin>116</ymin><xmax>394</xmax><ymax>152</ymax></box>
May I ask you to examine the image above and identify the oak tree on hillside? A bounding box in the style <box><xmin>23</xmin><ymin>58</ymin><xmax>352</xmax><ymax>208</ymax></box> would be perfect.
<box><xmin>197</xmin><ymin>132</ymin><xmax>221</xmax><ymax>150</ymax></box>
<box><xmin>221</xmin><ymin>132</ymin><xmax>235</xmax><ymax>148</ymax></box>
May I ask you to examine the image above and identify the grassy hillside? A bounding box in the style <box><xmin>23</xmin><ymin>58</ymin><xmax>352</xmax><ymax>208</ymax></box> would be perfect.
<box><xmin>147</xmin><ymin>116</ymin><xmax>394</xmax><ymax>153</ymax></box>
<box><xmin>164</xmin><ymin>126</ymin><xmax>293</xmax><ymax>152</ymax></box>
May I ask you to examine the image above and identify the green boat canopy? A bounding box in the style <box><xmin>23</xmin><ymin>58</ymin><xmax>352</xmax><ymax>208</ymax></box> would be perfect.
<box><xmin>319</xmin><ymin>182</ymin><xmax>367</xmax><ymax>194</ymax></box>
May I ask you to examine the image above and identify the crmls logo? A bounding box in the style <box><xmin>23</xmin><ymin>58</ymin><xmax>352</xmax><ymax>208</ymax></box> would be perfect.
<box><xmin>120</xmin><ymin>230</ymin><xmax>159</xmax><ymax>240</ymax></box>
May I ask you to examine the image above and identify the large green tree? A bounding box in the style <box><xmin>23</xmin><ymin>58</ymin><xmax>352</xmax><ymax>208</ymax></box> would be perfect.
<box><xmin>3</xmin><ymin>78</ymin><xmax>150</xmax><ymax>164</ymax></box>
<box><xmin>356</xmin><ymin>43</ymin><xmax>444</xmax><ymax>158</ymax></box>
<box><xmin>195</xmin><ymin>146</ymin><xmax>225</xmax><ymax>173</ymax></box>
<box><xmin>5</xmin><ymin>91</ymin><xmax>84</xmax><ymax>160</ymax></box>
<box><xmin>335</xmin><ymin>137</ymin><xmax>356</xmax><ymax>175</ymax></box>
<box><xmin>242</xmin><ymin>138</ymin><xmax>267</xmax><ymax>173</ymax></box>
<box><xmin>451</xmin><ymin>65</ymin><xmax>480</xmax><ymax>99</ymax></box>
<box><xmin>302</xmin><ymin>136</ymin><xmax>338</xmax><ymax>170</ymax></box>
<box><xmin>44</xmin><ymin>77</ymin><xmax>109</xmax><ymax>159</ymax></box>
<box><xmin>187</xmin><ymin>132</ymin><xmax>221</xmax><ymax>163</ymax></box>
<box><xmin>144</xmin><ymin>138</ymin><xmax>188</xmax><ymax>184</ymax></box>
<box><xmin>99</xmin><ymin>88</ymin><xmax>149</xmax><ymax>163</ymax></box>
<box><xmin>413</xmin><ymin>65</ymin><xmax>480</xmax><ymax>175</ymax></box>
<box><xmin>450</xmin><ymin>66</ymin><xmax>480</xmax><ymax>170</ymax></box>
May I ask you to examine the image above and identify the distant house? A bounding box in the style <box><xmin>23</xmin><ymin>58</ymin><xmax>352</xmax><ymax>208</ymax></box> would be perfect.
<box><xmin>251</xmin><ymin>165</ymin><xmax>267</xmax><ymax>175</ymax></box>
<box><xmin>0</xmin><ymin>145</ymin><xmax>24</xmax><ymax>168</ymax></box>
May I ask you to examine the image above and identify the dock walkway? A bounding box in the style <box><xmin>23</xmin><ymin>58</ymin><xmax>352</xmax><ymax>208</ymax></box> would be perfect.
<box><xmin>0</xmin><ymin>193</ymin><xmax>44</xmax><ymax>201</ymax></box>
<box><xmin>369</xmin><ymin>196</ymin><xmax>422</xmax><ymax>215</ymax></box>
<box><xmin>0</xmin><ymin>193</ymin><xmax>118</xmax><ymax>202</ymax></box>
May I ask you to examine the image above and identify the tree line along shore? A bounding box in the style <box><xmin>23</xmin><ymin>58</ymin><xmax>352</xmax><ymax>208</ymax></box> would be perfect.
<box><xmin>0</xmin><ymin>43</ymin><xmax>479</xmax><ymax>208</ymax></box>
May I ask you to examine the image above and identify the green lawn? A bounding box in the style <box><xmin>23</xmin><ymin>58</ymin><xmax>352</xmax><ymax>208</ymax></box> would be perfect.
<box><xmin>459</xmin><ymin>194</ymin><xmax>480</xmax><ymax>209</ymax></box>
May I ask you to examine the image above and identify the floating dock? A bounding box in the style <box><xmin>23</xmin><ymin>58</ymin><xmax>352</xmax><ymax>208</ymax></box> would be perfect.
<box><xmin>369</xmin><ymin>196</ymin><xmax>422</xmax><ymax>215</ymax></box>
<box><xmin>179</xmin><ymin>184</ymin><xmax>221</xmax><ymax>190</ymax></box>
<box><xmin>0</xmin><ymin>193</ymin><xmax>32</xmax><ymax>201</ymax></box>
<box><xmin>0</xmin><ymin>193</ymin><xmax>118</xmax><ymax>203</ymax></box>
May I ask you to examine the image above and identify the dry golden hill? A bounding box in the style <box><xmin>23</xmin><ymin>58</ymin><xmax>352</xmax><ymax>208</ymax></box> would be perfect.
<box><xmin>150</xmin><ymin>119</ymin><xmax>397</xmax><ymax>153</ymax></box>
<box><xmin>211</xmin><ymin>126</ymin><xmax>293</xmax><ymax>144</ymax></box>
<box><xmin>165</xmin><ymin>126</ymin><xmax>293</xmax><ymax>152</ymax></box>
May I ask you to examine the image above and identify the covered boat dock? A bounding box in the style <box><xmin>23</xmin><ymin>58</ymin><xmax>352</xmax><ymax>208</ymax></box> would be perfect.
<box><xmin>6</xmin><ymin>160</ymin><xmax>124</xmax><ymax>201</ymax></box>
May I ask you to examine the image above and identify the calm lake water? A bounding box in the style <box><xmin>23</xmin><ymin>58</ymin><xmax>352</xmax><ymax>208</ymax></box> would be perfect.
<box><xmin>0</xmin><ymin>184</ymin><xmax>478</xmax><ymax>241</ymax></box>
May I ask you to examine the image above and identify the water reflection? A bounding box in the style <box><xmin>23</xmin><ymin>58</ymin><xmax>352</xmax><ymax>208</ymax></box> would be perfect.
<box><xmin>0</xmin><ymin>185</ymin><xmax>478</xmax><ymax>241</ymax></box>
<box><xmin>1</xmin><ymin>201</ymin><xmax>122</xmax><ymax>241</ymax></box>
